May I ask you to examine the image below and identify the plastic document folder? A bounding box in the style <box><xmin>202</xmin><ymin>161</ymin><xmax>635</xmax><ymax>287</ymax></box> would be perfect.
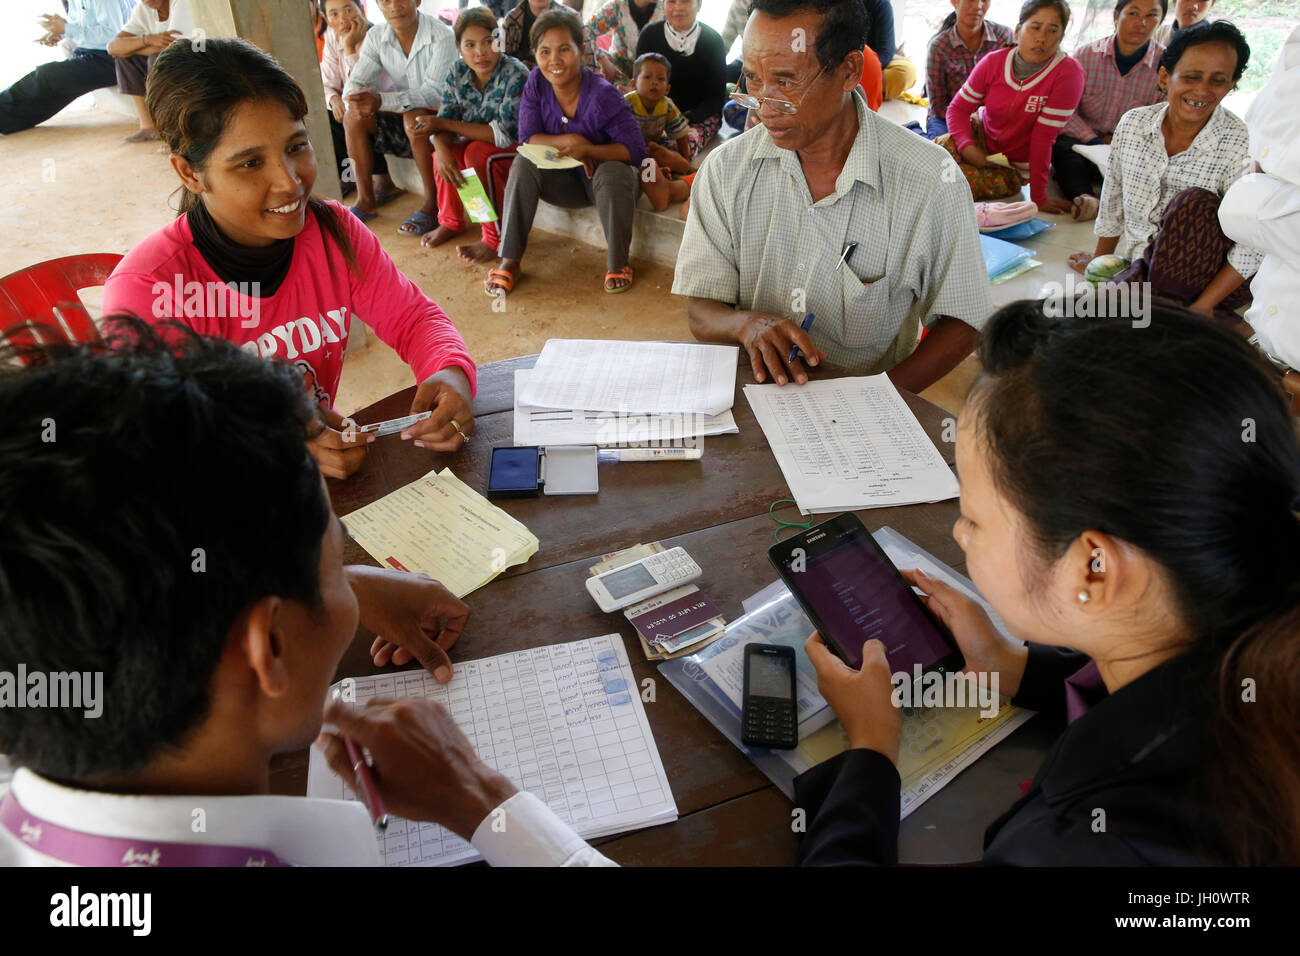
<box><xmin>659</xmin><ymin>527</ymin><xmax>1034</xmax><ymax>819</ymax></box>
<box><xmin>979</xmin><ymin>233</ymin><xmax>1035</xmax><ymax>280</ymax></box>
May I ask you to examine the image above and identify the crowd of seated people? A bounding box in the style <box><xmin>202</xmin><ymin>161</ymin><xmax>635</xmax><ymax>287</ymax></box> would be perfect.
<box><xmin>1</xmin><ymin>0</ymin><xmax>1298</xmax><ymax>872</ymax></box>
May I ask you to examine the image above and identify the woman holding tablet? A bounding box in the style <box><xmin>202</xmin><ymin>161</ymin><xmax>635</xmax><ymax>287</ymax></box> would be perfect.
<box><xmin>798</xmin><ymin>301</ymin><xmax>1300</xmax><ymax>866</ymax></box>
<box><xmin>102</xmin><ymin>38</ymin><xmax>477</xmax><ymax>480</ymax></box>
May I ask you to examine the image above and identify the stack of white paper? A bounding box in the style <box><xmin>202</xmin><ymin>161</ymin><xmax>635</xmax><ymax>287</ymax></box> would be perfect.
<box><xmin>519</xmin><ymin>340</ymin><xmax>739</xmax><ymax>417</ymax></box>
<box><xmin>744</xmin><ymin>374</ymin><xmax>959</xmax><ymax>513</ymax></box>
<box><xmin>513</xmin><ymin>369</ymin><xmax>737</xmax><ymax>446</ymax></box>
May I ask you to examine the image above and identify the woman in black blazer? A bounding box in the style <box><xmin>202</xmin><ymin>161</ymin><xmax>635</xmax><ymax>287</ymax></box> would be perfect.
<box><xmin>796</xmin><ymin>300</ymin><xmax>1300</xmax><ymax>867</ymax></box>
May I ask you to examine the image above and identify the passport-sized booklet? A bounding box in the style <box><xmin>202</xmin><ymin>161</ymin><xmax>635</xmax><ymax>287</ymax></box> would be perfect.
<box><xmin>455</xmin><ymin>168</ymin><xmax>498</xmax><ymax>223</ymax></box>
<box><xmin>625</xmin><ymin>585</ymin><xmax>726</xmax><ymax>660</ymax></box>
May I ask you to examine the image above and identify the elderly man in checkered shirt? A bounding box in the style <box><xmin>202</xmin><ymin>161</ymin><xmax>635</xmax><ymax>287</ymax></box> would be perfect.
<box><xmin>672</xmin><ymin>0</ymin><xmax>992</xmax><ymax>392</ymax></box>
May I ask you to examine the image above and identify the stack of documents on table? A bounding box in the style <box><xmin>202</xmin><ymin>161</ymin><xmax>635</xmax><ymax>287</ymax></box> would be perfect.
<box><xmin>519</xmin><ymin>339</ymin><xmax>738</xmax><ymax>418</ymax></box>
<box><xmin>344</xmin><ymin>467</ymin><xmax>538</xmax><ymax>597</ymax></box>
<box><xmin>659</xmin><ymin>527</ymin><xmax>1034</xmax><ymax>818</ymax></box>
<box><xmin>514</xmin><ymin>369</ymin><xmax>738</xmax><ymax>446</ymax></box>
<box><xmin>309</xmin><ymin>634</ymin><xmax>676</xmax><ymax>866</ymax></box>
<box><xmin>744</xmin><ymin>374</ymin><xmax>959</xmax><ymax>514</ymax></box>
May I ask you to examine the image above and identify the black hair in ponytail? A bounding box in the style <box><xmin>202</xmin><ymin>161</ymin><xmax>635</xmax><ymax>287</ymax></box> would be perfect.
<box><xmin>970</xmin><ymin>300</ymin><xmax>1300</xmax><ymax>865</ymax></box>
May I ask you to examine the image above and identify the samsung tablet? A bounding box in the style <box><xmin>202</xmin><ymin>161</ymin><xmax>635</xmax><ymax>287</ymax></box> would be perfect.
<box><xmin>768</xmin><ymin>513</ymin><xmax>964</xmax><ymax>675</ymax></box>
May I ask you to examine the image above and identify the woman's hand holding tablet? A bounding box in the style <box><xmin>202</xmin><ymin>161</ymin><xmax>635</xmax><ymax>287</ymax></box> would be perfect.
<box><xmin>768</xmin><ymin>513</ymin><xmax>964</xmax><ymax>676</ymax></box>
<box><xmin>803</xmin><ymin>633</ymin><xmax>902</xmax><ymax>764</ymax></box>
<box><xmin>899</xmin><ymin>569</ymin><xmax>1030</xmax><ymax>699</ymax></box>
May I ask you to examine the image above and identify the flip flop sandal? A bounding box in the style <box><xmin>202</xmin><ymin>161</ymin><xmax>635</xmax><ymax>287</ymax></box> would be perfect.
<box><xmin>376</xmin><ymin>190</ymin><xmax>403</xmax><ymax>207</ymax></box>
<box><xmin>349</xmin><ymin>205</ymin><xmax>378</xmax><ymax>223</ymax></box>
<box><xmin>1072</xmin><ymin>195</ymin><xmax>1099</xmax><ymax>222</ymax></box>
<box><xmin>604</xmin><ymin>266</ymin><xmax>633</xmax><ymax>294</ymax></box>
<box><xmin>484</xmin><ymin>268</ymin><xmax>515</xmax><ymax>298</ymax></box>
<box><xmin>398</xmin><ymin>210</ymin><xmax>437</xmax><ymax>236</ymax></box>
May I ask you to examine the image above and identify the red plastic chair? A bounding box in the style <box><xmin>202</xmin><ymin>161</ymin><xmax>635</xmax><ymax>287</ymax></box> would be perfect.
<box><xmin>0</xmin><ymin>253</ymin><xmax>122</xmax><ymax>352</ymax></box>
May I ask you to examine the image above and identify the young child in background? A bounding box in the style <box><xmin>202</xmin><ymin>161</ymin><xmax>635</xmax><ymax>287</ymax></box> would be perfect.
<box><xmin>626</xmin><ymin>53</ymin><xmax>692</xmax><ymax>211</ymax></box>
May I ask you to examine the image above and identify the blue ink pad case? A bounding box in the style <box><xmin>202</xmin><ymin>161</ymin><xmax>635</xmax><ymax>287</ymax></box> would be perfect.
<box><xmin>487</xmin><ymin>445</ymin><xmax>598</xmax><ymax>499</ymax></box>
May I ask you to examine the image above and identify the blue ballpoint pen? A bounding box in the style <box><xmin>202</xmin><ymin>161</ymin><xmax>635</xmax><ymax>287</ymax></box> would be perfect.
<box><xmin>787</xmin><ymin>313</ymin><xmax>816</xmax><ymax>365</ymax></box>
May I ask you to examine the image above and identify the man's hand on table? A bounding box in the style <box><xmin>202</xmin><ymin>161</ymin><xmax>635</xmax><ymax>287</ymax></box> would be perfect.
<box><xmin>738</xmin><ymin>312</ymin><xmax>826</xmax><ymax>385</ymax></box>
<box><xmin>317</xmin><ymin>696</ymin><xmax>516</xmax><ymax>838</ymax></box>
<box><xmin>406</xmin><ymin>366</ymin><xmax>475</xmax><ymax>451</ymax></box>
<box><xmin>347</xmin><ymin>565</ymin><xmax>470</xmax><ymax>681</ymax></box>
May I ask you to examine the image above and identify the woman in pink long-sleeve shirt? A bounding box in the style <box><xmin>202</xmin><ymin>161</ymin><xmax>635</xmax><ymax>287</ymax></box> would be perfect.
<box><xmin>102</xmin><ymin>36</ymin><xmax>477</xmax><ymax>480</ymax></box>
<box><xmin>940</xmin><ymin>0</ymin><xmax>1084</xmax><ymax>212</ymax></box>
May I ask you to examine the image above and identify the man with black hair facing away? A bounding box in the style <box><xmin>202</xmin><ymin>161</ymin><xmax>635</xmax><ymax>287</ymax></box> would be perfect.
<box><xmin>0</xmin><ymin>319</ymin><xmax>613</xmax><ymax>867</ymax></box>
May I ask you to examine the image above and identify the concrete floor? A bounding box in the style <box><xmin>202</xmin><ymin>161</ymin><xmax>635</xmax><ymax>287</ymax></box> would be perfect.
<box><xmin>0</xmin><ymin>101</ymin><xmax>1100</xmax><ymax>420</ymax></box>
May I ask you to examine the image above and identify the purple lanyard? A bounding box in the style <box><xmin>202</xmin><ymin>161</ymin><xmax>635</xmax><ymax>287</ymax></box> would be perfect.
<box><xmin>0</xmin><ymin>790</ymin><xmax>292</xmax><ymax>867</ymax></box>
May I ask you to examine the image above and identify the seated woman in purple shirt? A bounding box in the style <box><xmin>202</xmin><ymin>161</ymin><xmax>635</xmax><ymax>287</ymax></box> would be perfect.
<box><xmin>485</xmin><ymin>8</ymin><xmax>646</xmax><ymax>296</ymax></box>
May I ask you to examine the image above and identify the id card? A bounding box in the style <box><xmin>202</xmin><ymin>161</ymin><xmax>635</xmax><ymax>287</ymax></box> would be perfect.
<box><xmin>359</xmin><ymin>410</ymin><xmax>432</xmax><ymax>437</ymax></box>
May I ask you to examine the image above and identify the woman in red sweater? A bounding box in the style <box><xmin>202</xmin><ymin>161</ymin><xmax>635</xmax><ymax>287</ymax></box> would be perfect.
<box><xmin>939</xmin><ymin>0</ymin><xmax>1084</xmax><ymax>213</ymax></box>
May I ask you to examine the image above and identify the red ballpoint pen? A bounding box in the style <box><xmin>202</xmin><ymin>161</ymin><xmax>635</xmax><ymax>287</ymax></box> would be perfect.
<box><xmin>333</xmin><ymin>690</ymin><xmax>388</xmax><ymax>830</ymax></box>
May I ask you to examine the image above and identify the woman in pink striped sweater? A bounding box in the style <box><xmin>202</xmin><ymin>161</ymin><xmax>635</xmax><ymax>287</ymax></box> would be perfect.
<box><xmin>102</xmin><ymin>38</ymin><xmax>478</xmax><ymax>481</ymax></box>
<box><xmin>939</xmin><ymin>0</ymin><xmax>1084</xmax><ymax>213</ymax></box>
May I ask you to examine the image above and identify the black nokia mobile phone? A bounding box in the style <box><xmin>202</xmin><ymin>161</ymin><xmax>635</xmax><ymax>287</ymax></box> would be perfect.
<box><xmin>741</xmin><ymin>643</ymin><xmax>798</xmax><ymax>750</ymax></box>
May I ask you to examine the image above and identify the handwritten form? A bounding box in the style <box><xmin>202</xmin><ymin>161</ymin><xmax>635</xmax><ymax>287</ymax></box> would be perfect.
<box><xmin>307</xmin><ymin>635</ymin><xmax>677</xmax><ymax>866</ymax></box>
<box><xmin>343</xmin><ymin>468</ymin><xmax>538</xmax><ymax>598</ymax></box>
<box><xmin>518</xmin><ymin>340</ymin><xmax>739</xmax><ymax>417</ymax></box>
<box><xmin>744</xmin><ymin>375</ymin><xmax>959</xmax><ymax>513</ymax></box>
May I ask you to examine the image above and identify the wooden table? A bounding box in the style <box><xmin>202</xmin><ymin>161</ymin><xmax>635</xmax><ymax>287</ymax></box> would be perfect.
<box><xmin>270</xmin><ymin>353</ymin><xmax>1055</xmax><ymax>865</ymax></box>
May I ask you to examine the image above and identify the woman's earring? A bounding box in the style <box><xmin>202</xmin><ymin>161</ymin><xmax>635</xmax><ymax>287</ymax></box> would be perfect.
<box><xmin>1077</xmin><ymin>590</ymin><xmax>1090</xmax><ymax>604</ymax></box>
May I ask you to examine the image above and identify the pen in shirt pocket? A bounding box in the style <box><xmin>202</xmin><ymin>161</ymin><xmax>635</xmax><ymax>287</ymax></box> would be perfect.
<box><xmin>836</xmin><ymin>241</ymin><xmax>858</xmax><ymax>271</ymax></box>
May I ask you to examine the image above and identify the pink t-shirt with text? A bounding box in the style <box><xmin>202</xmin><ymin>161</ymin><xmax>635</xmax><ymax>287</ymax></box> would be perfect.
<box><xmin>102</xmin><ymin>199</ymin><xmax>476</xmax><ymax>406</ymax></box>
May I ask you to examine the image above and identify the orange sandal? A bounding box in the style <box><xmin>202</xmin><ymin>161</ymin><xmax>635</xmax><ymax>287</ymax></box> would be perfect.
<box><xmin>484</xmin><ymin>268</ymin><xmax>515</xmax><ymax>297</ymax></box>
<box><xmin>604</xmin><ymin>265</ymin><xmax>633</xmax><ymax>294</ymax></box>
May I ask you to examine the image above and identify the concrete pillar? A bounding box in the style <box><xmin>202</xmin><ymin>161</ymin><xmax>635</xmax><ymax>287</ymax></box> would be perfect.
<box><xmin>187</xmin><ymin>0</ymin><xmax>342</xmax><ymax>200</ymax></box>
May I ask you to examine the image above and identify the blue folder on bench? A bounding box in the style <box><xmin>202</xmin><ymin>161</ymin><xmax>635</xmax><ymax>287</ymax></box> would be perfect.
<box><xmin>979</xmin><ymin>233</ymin><xmax>1034</xmax><ymax>280</ymax></box>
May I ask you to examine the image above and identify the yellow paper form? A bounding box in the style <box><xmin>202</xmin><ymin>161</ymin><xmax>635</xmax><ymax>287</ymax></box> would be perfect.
<box><xmin>517</xmin><ymin>143</ymin><xmax>583</xmax><ymax>170</ymax></box>
<box><xmin>786</xmin><ymin>698</ymin><xmax>1031</xmax><ymax>818</ymax></box>
<box><xmin>344</xmin><ymin>468</ymin><xmax>539</xmax><ymax>598</ymax></box>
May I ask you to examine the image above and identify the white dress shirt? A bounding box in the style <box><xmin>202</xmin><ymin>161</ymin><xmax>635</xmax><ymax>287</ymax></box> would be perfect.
<box><xmin>0</xmin><ymin>768</ymin><xmax>616</xmax><ymax>867</ymax></box>
<box><xmin>1219</xmin><ymin>25</ymin><xmax>1300</xmax><ymax>371</ymax></box>
<box><xmin>343</xmin><ymin>11</ymin><xmax>459</xmax><ymax>114</ymax></box>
